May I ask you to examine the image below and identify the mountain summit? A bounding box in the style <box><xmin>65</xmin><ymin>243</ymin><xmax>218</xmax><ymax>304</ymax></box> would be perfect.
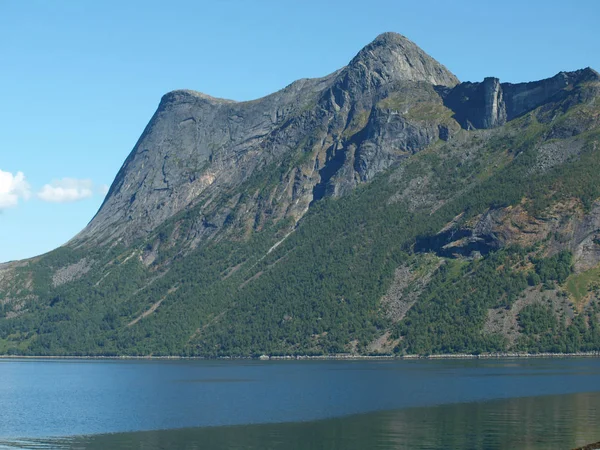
<box><xmin>1</xmin><ymin>34</ymin><xmax>600</xmax><ymax>357</ymax></box>
<box><xmin>74</xmin><ymin>33</ymin><xmax>461</xmax><ymax>247</ymax></box>
<box><xmin>346</xmin><ymin>32</ymin><xmax>459</xmax><ymax>87</ymax></box>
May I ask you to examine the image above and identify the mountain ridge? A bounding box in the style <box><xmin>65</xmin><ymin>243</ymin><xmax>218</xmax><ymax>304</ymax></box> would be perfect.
<box><xmin>1</xmin><ymin>33</ymin><xmax>600</xmax><ymax>357</ymax></box>
<box><xmin>73</xmin><ymin>32</ymin><xmax>462</xmax><ymax>246</ymax></box>
<box><xmin>75</xmin><ymin>33</ymin><xmax>597</xmax><ymax>250</ymax></box>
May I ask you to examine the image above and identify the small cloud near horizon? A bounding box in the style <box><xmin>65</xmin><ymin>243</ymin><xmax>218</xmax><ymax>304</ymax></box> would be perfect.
<box><xmin>37</xmin><ymin>178</ymin><xmax>95</xmax><ymax>203</ymax></box>
<box><xmin>0</xmin><ymin>169</ymin><xmax>31</xmax><ymax>209</ymax></box>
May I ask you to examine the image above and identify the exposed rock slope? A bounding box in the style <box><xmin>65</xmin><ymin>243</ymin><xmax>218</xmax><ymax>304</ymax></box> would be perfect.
<box><xmin>1</xmin><ymin>33</ymin><xmax>600</xmax><ymax>357</ymax></box>
<box><xmin>73</xmin><ymin>32</ymin><xmax>459</xmax><ymax>246</ymax></box>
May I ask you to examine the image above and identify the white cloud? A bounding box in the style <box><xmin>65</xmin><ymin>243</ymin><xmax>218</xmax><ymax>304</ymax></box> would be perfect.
<box><xmin>37</xmin><ymin>178</ymin><xmax>94</xmax><ymax>203</ymax></box>
<box><xmin>0</xmin><ymin>169</ymin><xmax>31</xmax><ymax>209</ymax></box>
<box><xmin>98</xmin><ymin>184</ymin><xmax>109</xmax><ymax>195</ymax></box>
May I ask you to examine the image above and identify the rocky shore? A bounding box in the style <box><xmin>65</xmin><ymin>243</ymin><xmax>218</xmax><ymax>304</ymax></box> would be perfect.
<box><xmin>1</xmin><ymin>351</ymin><xmax>599</xmax><ymax>361</ymax></box>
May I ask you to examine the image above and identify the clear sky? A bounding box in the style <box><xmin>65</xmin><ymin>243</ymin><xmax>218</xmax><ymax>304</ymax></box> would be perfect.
<box><xmin>1</xmin><ymin>0</ymin><xmax>599</xmax><ymax>263</ymax></box>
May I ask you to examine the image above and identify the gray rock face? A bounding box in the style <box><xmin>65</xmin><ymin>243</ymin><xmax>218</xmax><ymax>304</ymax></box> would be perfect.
<box><xmin>503</xmin><ymin>69</ymin><xmax>599</xmax><ymax>120</ymax></box>
<box><xmin>76</xmin><ymin>74</ymin><xmax>337</xmax><ymax>244</ymax></box>
<box><xmin>422</xmin><ymin>198</ymin><xmax>600</xmax><ymax>272</ymax></box>
<box><xmin>443</xmin><ymin>76</ymin><xmax>508</xmax><ymax>129</ymax></box>
<box><xmin>444</xmin><ymin>68</ymin><xmax>600</xmax><ymax>130</ymax></box>
<box><xmin>482</xmin><ymin>77</ymin><xmax>507</xmax><ymax>129</ymax></box>
<box><xmin>336</xmin><ymin>32</ymin><xmax>459</xmax><ymax>100</ymax></box>
<box><xmin>353</xmin><ymin>107</ymin><xmax>442</xmax><ymax>182</ymax></box>
<box><xmin>72</xmin><ymin>33</ymin><xmax>462</xmax><ymax>246</ymax></box>
<box><xmin>71</xmin><ymin>33</ymin><xmax>598</xmax><ymax>251</ymax></box>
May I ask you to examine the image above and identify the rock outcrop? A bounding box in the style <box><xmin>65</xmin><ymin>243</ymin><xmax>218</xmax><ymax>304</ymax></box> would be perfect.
<box><xmin>443</xmin><ymin>68</ymin><xmax>600</xmax><ymax>130</ymax></box>
<box><xmin>73</xmin><ymin>34</ymin><xmax>597</xmax><ymax>250</ymax></box>
<box><xmin>72</xmin><ymin>32</ymin><xmax>461</xmax><ymax>246</ymax></box>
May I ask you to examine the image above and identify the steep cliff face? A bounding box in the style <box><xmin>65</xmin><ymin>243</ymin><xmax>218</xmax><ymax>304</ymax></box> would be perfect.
<box><xmin>79</xmin><ymin>35</ymin><xmax>597</xmax><ymax>250</ymax></box>
<box><xmin>73</xmin><ymin>76</ymin><xmax>336</xmax><ymax>245</ymax></box>
<box><xmin>444</xmin><ymin>68</ymin><xmax>599</xmax><ymax>130</ymax></box>
<box><xmin>1</xmin><ymin>33</ymin><xmax>600</xmax><ymax>357</ymax></box>
<box><xmin>73</xmin><ymin>32</ymin><xmax>460</xmax><ymax>247</ymax></box>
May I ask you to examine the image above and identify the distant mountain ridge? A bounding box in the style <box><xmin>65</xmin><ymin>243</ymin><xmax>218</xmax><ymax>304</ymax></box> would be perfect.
<box><xmin>1</xmin><ymin>33</ymin><xmax>600</xmax><ymax>357</ymax></box>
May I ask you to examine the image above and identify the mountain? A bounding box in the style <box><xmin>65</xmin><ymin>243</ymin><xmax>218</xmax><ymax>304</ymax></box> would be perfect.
<box><xmin>73</xmin><ymin>32</ymin><xmax>459</xmax><ymax>247</ymax></box>
<box><xmin>1</xmin><ymin>33</ymin><xmax>600</xmax><ymax>356</ymax></box>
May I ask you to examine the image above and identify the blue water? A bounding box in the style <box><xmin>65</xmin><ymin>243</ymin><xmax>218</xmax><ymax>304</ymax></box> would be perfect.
<box><xmin>0</xmin><ymin>358</ymin><xmax>599</xmax><ymax>449</ymax></box>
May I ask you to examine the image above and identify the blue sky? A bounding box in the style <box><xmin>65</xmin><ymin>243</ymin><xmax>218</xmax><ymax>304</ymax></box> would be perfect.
<box><xmin>1</xmin><ymin>0</ymin><xmax>599</xmax><ymax>262</ymax></box>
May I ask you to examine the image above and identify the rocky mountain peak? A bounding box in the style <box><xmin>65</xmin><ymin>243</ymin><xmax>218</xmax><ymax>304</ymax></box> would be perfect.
<box><xmin>71</xmin><ymin>35</ymin><xmax>598</xmax><ymax>249</ymax></box>
<box><xmin>346</xmin><ymin>32</ymin><xmax>459</xmax><ymax>88</ymax></box>
<box><xmin>575</xmin><ymin>67</ymin><xmax>600</xmax><ymax>80</ymax></box>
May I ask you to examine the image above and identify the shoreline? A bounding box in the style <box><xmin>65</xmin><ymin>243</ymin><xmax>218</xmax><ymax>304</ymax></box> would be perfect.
<box><xmin>0</xmin><ymin>351</ymin><xmax>599</xmax><ymax>361</ymax></box>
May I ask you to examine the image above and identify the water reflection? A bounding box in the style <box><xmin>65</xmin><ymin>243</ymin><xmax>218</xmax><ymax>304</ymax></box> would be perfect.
<box><xmin>7</xmin><ymin>392</ymin><xmax>598</xmax><ymax>450</ymax></box>
<box><xmin>2</xmin><ymin>359</ymin><xmax>600</xmax><ymax>449</ymax></box>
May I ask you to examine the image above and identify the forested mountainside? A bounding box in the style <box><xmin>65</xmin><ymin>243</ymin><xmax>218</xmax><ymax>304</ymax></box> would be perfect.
<box><xmin>1</xmin><ymin>32</ymin><xmax>600</xmax><ymax>356</ymax></box>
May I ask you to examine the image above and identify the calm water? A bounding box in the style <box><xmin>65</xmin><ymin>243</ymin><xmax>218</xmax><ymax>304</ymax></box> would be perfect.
<box><xmin>0</xmin><ymin>358</ymin><xmax>599</xmax><ymax>449</ymax></box>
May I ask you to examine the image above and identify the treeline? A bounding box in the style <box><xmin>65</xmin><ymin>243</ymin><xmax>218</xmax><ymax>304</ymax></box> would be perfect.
<box><xmin>516</xmin><ymin>302</ymin><xmax>600</xmax><ymax>353</ymax></box>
